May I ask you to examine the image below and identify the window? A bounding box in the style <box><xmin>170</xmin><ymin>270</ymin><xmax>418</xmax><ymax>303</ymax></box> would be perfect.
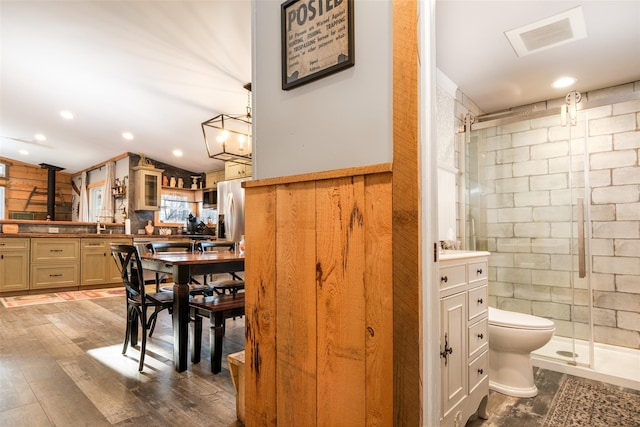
<box><xmin>157</xmin><ymin>191</ymin><xmax>196</xmax><ymax>226</ymax></box>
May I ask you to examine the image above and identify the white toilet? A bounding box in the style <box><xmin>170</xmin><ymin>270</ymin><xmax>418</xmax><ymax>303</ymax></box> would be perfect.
<box><xmin>488</xmin><ymin>307</ymin><xmax>555</xmax><ymax>398</ymax></box>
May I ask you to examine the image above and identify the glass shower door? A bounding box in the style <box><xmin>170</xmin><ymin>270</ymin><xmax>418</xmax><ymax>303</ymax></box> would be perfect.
<box><xmin>465</xmin><ymin>106</ymin><xmax>593</xmax><ymax>368</ymax></box>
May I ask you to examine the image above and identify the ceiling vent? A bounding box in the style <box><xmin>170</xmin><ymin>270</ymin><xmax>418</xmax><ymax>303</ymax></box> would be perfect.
<box><xmin>505</xmin><ymin>6</ymin><xmax>587</xmax><ymax>57</ymax></box>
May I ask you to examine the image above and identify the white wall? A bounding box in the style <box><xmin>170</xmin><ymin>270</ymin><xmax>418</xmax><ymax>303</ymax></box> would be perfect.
<box><xmin>252</xmin><ymin>0</ymin><xmax>393</xmax><ymax>179</ymax></box>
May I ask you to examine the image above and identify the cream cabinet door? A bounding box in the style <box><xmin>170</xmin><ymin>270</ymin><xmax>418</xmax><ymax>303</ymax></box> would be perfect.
<box><xmin>0</xmin><ymin>251</ymin><xmax>29</xmax><ymax>292</ymax></box>
<box><xmin>440</xmin><ymin>291</ymin><xmax>467</xmax><ymax>419</ymax></box>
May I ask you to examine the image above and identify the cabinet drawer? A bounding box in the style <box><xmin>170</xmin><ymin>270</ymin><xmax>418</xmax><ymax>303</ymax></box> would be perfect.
<box><xmin>468</xmin><ymin>351</ymin><xmax>488</xmax><ymax>394</ymax></box>
<box><xmin>82</xmin><ymin>239</ymin><xmax>107</xmax><ymax>250</ymax></box>
<box><xmin>31</xmin><ymin>264</ymin><xmax>79</xmax><ymax>289</ymax></box>
<box><xmin>32</xmin><ymin>239</ymin><xmax>80</xmax><ymax>262</ymax></box>
<box><xmin>0</xmin><ymin>238</ymin><xmax>30</xmax><ymax>251</ymax></box>
<box><xmin>440</xmin><ymin>264</ymin><xmax>466</xmax><ymax>290</ymax></box>
<box><xmin>468</xmin><ymin>285</ymin><xmax>488</xmax><ymax>321</ymax></box>
<box><xmin>468</xmin><ymin>318</ymin><xmax>488</xmax><ymax>359</ymax></box>
<box><xmin>468</xmin><ymin>260</ymin><xmax>487</xmax><ymax>283</ymax></box>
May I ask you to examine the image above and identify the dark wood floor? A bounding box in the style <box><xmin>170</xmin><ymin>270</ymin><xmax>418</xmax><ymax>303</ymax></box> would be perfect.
<box><xmin>4</xmin><ymin>294</ymin><xmax>637</xmax><ymax>427</ymax></box>
<box><xmin>0</xmin><ymin>294</ymin><xmax>244</xmax><ymax>427</ymax></box>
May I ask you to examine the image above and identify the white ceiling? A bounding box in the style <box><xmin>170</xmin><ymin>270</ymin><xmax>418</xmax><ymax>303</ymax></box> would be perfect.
<box><xmin>436</xmin><ymin>1</ymin><xmax>640</xmax><ymax>114</ymax></box>
<box><xmin>1</xmin><ymin>1</ymin><xmax>639</xmax><ymax>175</ymax></box>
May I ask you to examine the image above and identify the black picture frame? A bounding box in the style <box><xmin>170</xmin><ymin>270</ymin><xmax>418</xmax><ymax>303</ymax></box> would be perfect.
<box><xmin>281</xmin><ymin>0</ymin><xmax>354</xmax><ymax>90</ymax></box>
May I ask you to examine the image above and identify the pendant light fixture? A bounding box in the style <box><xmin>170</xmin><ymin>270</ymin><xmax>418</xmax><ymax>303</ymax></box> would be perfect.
<box><xmin>202</xmin><ymin>83</ymin><xmax>252</xmax><ymax>165</ymax></box>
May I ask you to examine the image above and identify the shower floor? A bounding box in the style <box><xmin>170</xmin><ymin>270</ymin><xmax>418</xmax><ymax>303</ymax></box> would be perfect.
<box><xmin>532</xmin><ymin>335</ymin><xmax>640</xmax><ymax>391</ymax></box>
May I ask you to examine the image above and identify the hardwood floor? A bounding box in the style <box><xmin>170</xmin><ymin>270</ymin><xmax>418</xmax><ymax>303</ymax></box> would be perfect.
<box><xmin>0</xmin><ymin>294</ymin><xmax>244</xmax><ymax>427</ymax></box>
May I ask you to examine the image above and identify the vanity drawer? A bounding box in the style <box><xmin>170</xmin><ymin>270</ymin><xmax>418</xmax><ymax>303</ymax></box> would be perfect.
<box><xmin>468</xmin><ymin>318</ymin><xmax>488</xmax><ymax>359</ymax></box>
<box><xmin>469</xmin><ymin>260</ymin><xmax>487</xmax><ymax>283</ymax></box>
<box><xmin>0</xmin><ymin>238</ymin><xmax>30</xmax><ymax>251</ymax></box>
<box><xmin>468</xmin><ymin>285</ymin><xmax>488</xmax><ymax>321</ymax></box>
<box><xmin>439</xmin><ymin>264</ymin><xmax>466</xmax><ymax>290</ymax></box>
<box><xmin>468</xmin><ymin>351</ymin><xmax>488</xmax><ymax>394</ymax></box>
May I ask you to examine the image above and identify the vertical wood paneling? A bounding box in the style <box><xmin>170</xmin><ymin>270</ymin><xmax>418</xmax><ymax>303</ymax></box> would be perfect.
<box><xmin>392</xmin><ymin>1</ymin><xmax>421</xmax><ymax>426</ymax></box>
<box><xmin>245</xmin><ymin>185</ymin><xmax>277</xmax><ymax>427</ymax></box>
<box><xmin>244</xmin><ymin>167</ymin><xmax>392</xmax><ymax>427</ymax></box>
<box><xmin>364</xmin><ymin>173</ymin><xmax>394</xmax><ymax>426</ymax></box>
<box><xmin>275</xmin><ymin>182</ymin><xmax>317</xmax><ymax>427</ymax></box>
<box><xmin>316</xmin><ymin>176</ymin><xmax>366</xmax><ymax>427</ymax></box>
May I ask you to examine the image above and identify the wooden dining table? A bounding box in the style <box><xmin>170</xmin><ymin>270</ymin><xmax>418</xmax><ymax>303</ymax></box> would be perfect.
<box><xmin>140</xmin><ymin>250</ymin><xmax>245</xmax><ymax>372</ymax></box>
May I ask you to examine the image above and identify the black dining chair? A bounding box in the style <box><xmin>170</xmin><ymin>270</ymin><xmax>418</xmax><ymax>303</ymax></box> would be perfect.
<box><xmin>110</xmin><ymin>243</ymin><xmax>174</xmax><ymax>372</ymax></box>
<box><xmin>197</xmin><ymin>241</ymin><xmax>245</xmax><ymax>295</ymax></box>
<box><xmin>145</xmin><ymin>241</ymin><xmax>212</xmax><ymax>296</ymax></box>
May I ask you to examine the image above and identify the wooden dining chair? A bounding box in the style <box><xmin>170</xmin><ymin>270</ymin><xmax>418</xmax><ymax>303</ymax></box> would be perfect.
<box><xmin>110</xmin><ymin>243</ymin><xmax>174</xmax><ymax>372</ymax></box>
<box><xmin>145</xmin><ymin>241</ymin><xmax>212</xmax><ymax>296</ymax></box>
<box><xmin>197</xmin><ymin>241</ymin><xmax>245</xmax><ymax>295</ymax></box>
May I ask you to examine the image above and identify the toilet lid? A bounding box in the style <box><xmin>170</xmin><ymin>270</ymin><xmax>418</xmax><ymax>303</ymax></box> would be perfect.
<box><xmin>488</xmin><ymin>307</ymin><xmax>555</xmax><ymax>330</ymax></box>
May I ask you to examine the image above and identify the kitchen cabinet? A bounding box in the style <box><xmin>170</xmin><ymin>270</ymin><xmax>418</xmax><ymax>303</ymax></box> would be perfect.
<box><xmin>224</xmin><ymin>162</ymin><xmax>252</xmax><ymax>180</ymax></box>
<box><xmin>0</xmin><ymin>238</ymin><xmax>30</xmax><ymax>292</ymax></box>
<box><xmin>440</xmin><ymin>252</ymin><xmax>490</xmax><ymax>427</ymax></box>
<box><xmin>31</xmin><ymin>238</ymin><xmax>80</xmax><ymax>289</ymax></box>
<box><xmin>81</xmin><ymin>238</ymin><xmax>131</xmax><ymax>287</ymax></box>
<box><xmin>133</xmin><ymin>166</ymin><xmax>164</xmax><ymax>210</ymax></box>
<box><xmin>205</xmin><ymin>169</ymin><xmax>225</xmax><ymax>188</ymax></box>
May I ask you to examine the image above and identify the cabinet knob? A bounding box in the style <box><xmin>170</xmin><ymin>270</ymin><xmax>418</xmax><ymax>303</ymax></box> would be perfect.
<box><xmin>477</xmin><ymin>298</ymin><xmax>484</xmax><ymax>304</ymax></box>
<box><xmin>477</xmin><ymin>333</ymin><xmax>484</xmax><ymax>339</ymax></box>
<box><xmin>477</xmin><ymin>268</ymin><xmax>483</xmax><ymax>274</ymax></box>
<box><xmin>478</xmin><ymin>368</ymin><xmax>484</xmax><ymax>375</ymax></box>
<box><xmin>441</xmin><ymin>276</ymin><xmax>448</xmax><ymax>283</ymax></box>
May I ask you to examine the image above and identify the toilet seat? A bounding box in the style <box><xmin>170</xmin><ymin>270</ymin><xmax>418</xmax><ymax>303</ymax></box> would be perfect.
<box><xmin>488</xmin><ymin>307</ymin><xmax>555</xmax><ymax>330</ymax></box>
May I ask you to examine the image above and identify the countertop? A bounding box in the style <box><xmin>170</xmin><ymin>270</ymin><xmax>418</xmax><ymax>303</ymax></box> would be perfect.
<box><xmin>439</xmin><ymin>250</ymin><xmax>490</xmax><ymax>261</ymax></box>
<box><xmin>0</xmin><ymin>233</ymin><xmax>222</xmax><ymax>239</ymax></box>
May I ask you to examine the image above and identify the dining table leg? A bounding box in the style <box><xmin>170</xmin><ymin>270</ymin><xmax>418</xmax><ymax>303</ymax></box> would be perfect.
<box><xmin>172</xmin><ymin>282</ymin><xmax>190</xmax><ymax>372</ymax></box>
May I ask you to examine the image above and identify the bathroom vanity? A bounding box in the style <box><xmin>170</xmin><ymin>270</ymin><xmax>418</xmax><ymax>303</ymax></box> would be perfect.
<box><xmin>439</xmin><ymin>251</ymin><xmax>490</xmax><ymax>427</ymax></box>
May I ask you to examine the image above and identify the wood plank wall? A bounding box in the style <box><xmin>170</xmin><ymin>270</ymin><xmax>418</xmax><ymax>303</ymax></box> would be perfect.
<box><xmin>392</xmin><ymin>0</ymin><xmax>421</xmax><ymax>426</ymax></box>
<box><xmin>244</xmin><ymin>165</ymin><xmax>393</xmax><ymax>427</ymax></box>
<box><xmin>0</xmin><ymin>157</ymin><xmax>73</xmax><ymax>220</ymax></box>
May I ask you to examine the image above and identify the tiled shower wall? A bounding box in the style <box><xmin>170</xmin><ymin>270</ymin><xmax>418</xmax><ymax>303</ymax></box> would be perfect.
<box><xmin>474</xmin><ymin>82</ymin><xmax>640</xmax><ymax>350</ymax></box>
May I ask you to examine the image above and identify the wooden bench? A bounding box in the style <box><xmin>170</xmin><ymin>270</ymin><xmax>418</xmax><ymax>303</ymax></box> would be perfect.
<box><xmin>189</xmin><ymin>294</ymin><xmax>245</xmax><ymax>373</ymax></box>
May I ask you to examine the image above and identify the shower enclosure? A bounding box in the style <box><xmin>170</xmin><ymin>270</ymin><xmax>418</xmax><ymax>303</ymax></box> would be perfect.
<box><xmin>463</xmin><ymin>88</ymin><xmax>640</xmax><ymax>377</ymax></box>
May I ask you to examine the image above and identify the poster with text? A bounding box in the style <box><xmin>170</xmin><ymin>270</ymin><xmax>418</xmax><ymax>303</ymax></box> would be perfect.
<box><xmin>281</xmin><ymin>0</ymin><xmax>354</xmax><ymax>90</ymax></box>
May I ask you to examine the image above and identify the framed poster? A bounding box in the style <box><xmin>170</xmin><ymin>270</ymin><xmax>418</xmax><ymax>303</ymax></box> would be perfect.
<box><xmin>281</xmin><ymin>0</ymin><xmax>354</xmax><ymax>90</ymax></box>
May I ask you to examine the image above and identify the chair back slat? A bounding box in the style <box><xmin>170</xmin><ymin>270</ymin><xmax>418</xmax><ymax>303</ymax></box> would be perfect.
<box><xmin>110</xmin><ymin>243</ymin><xmax>147</xmax><ymax>301</ymax></box>
<box><xmin>146</xmin><ymin>241</ymin><xmax>194</xmax><ymax>254</ymax></box>
<box><xmin>197</xmin><ymin>241</ymin><xmax>235</xmax><ymax>252</ymax></box>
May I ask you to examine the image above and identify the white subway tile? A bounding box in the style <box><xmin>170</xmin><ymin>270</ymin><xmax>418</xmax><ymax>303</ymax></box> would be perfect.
<box><xmin>592</xmin><ymin>185</ymin><xmax>640</xmax><ymax>204</ymax></box>
<box><xmin>589</xmin><ymin>204</ymin><xmax>616</xmax><ymax>221</ymax></box>
<box><xmin>589</xmin><ymin>114</ymin><xmax>636</xmax><ymax>136</ymax></box>
<box><xmin>484</xmin><ymin>163</ymin><xmax>513</xmax><ymax>180</ymax></box>
<box><xmin>594</xmin><ymin>325</ymin><xmax>640</xmax><ymax>348</ymax></box>
<box><xmin>618</xmin><ymin>311</ymin><xmax>640</xmax><ymax>332</ymax></box>
<box><xmin>530</xmin><ymin>173</ymin><xmax>568</xmax><ymax>191</ymax></box>
<box><xmin>488</xmin><ymin>281</ymin><xmax>514</xmax><ymax>297</ymax></box>
<box><xmin>486</xmin><ymin>134</ymin><xmax>512</xmax><ymax>151</ymax></box>
<box><xmin>497</xmin><ymin>121</ymin><xmax>530</xmax><ymax>135</ymax></box>
<box><xmin>590</xmin><ymin>150</ymin><xmax>637</xmax><ymax>170</ymax></box>
<box><xmin>532</xmin><ymin>238</ymin><xmax>571</xmax><ymax>254</ymax></box>
<box><xmin>612</xmin><ymin>99</ymin><xmax>640</xmax><ymax>115</ymax></box>
<box><xmin>588</xmin><ymin>170</ymin><xmax>612</xmax><ymax>188</ymax></box>
<box><xmin>616</xmin><ymin>202</ymin><xmax>640</xmax><ymax>220</ymax></box>
<box><xmin>484</xmin><ymin>193</ymin><xmax>514</xmax><ymax>209</ymax></box>
<box><xmin>514</xmin><ymin>284</ymin><xmax>551</xmax><ymax>301</ymax></box>
<box><xmin>531</xmin><ymin>141</ymin><xmax>569</xmax><ymax>160</ymax></box>
<box><xmin>498</xmin><ymin>298</ymin><xmax>532</xmax><ymax>314</ymax></box>
<box><xmin>514</xmin><ymin>223</ymin><xmax>550</xmax><ymax>238</ymax></box>
<box><xmin>531</xmin><ymin>269</ymin><xmax>572</xmax><ymax>287</ymax></box>
<box><xmin>532</xmin><ymin>301</ymin><xmax>571</xmax><ymax>320</ymax></box>
<box><xmin>593</xmin><ymin>255</ymin><xmax>640</xmax><ymax>275</ymax></box>
<box><xmin>533</xmin><ymin>206</ymin><xmax>572</xmax><ymax>222</ymax></box>
<box><xmin>513</xmin><ymin>159</ymin><xmax>549</xmax><ymax>177</ymax></box>
<box><xmin>592</xmin><ymin>221</ymin><xmax>640</xmax><ymax>239</ymax></box>
<box><xmin>514</xmin><ymin>253</ymin><xmax>550</xmax><ymax>269</ymax></box>
<box><xmin>512</xmin><ymin>128</ymin><xmax>548</xmax><ymax>147</ymax></box>
<box><xmin>594</xmin><ymin>291</ymin><xmax>640</xmax><ymax>312</ymax></box>
<box><xmin>496</xmin><ymin>146</ymin><xmax>530</xmax><ymax>164</ymax></box>
<box><xmin>497</xmin><ymin>207</ymin><xmax>533</xmax><ymax>223</ymax></box>
<box><xmin>495</xmin><ymin>177</ymin><xmax>529</xmax><ymax>193</ymax></box>
<box><xmin>496</xmin><ymin>238</ymin><xmax>531</xmax><ymax>253</ymax></box>
<box><xmin>514</xmin><ymin>191</ymin><xmax>549</xmax><ymax>207</ymax></box>
<box><xmin>486</xmin><ymin>223</ymin><xmax>514</xmax><ymax>238</ymax></box>
<box><xmin>613</xmin><ymin>131</ymin><xmax>639</xmax><ymax>150</ymax></box>
<box><xmin>612</xmin><ymin>167</ymin><xmax>640</xmax><ymax>185</ymax></box>
<box><xmin>591</xmin><ymin>273</ymin><xmax>615</xmax><ymax>291</ymax></box>
<box><xmin>616</xmin><ymin>275</ymin><xmax>640</xmax><ymax>294</ymax></box>
<box><xmin>586</xmin><ymin>134</ymin><xmax>613</xmax><ymax>153</ymax></box>
<box><xmin>615</xmin><ymin>239</ymin><xmax>640</xmax><ymax>257</ymax></box>
<box><xmin>590</xmin><ymin>238</ymin><xmax>615</xmax><ymax>256</ymax></box>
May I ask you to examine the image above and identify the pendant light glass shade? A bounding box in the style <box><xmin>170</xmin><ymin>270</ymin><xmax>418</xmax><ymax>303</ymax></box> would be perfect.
<box><xmin>202</xmin><ymin>83</ymin><xmax>252</xmax><ymax>165</ymax></box>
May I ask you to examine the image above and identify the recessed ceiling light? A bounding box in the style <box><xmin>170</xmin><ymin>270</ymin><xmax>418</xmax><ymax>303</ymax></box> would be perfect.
<box><xmin>552</xmin><ymin>77</ymin><xmax>576</xmax><ymax>88</ymax></box>
<box><xmin>34</xmin><ymin>133</ymin><xmax>46</xmax><ymax>142</ymax></box>
<box><xmin>122</xmin><ymin>132</ymin><xmax>134</xmax><ymax>140</ymax></box>
<box><xmin>172</xmin><ymin>149</ymin><xmax>183</xmax><ymax>157</ymax></box>
<box><xmin>19</xmin><ymin>149</ymin><xmax>29</xmax><ymax>155</ymax></box>
<box><xmin>60</xmin><ymin>110</ymin><xmax>74</xmax><ymax>120</ymax></box>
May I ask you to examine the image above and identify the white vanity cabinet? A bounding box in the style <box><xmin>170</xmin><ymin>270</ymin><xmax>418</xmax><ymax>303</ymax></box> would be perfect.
<box><xmin>440</xmin><ymin>251</ymin><xmax>490</xmax><ymax>427</ymax></box>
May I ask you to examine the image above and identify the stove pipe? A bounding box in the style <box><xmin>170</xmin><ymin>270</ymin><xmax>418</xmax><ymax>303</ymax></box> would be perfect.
<box><xmin>39</xmin><ymin>163</ymin><xmax>64</xmax><ymax>221</ymax></box>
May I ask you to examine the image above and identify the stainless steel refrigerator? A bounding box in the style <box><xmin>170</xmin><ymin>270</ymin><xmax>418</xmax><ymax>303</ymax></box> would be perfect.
<box><xmin>216</xmin><ymin>177</ymin><xmax>250</xmax><ymax>242</ymax></box>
